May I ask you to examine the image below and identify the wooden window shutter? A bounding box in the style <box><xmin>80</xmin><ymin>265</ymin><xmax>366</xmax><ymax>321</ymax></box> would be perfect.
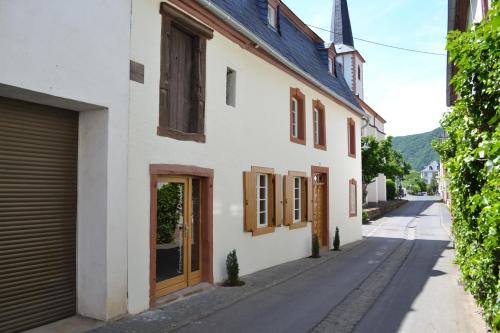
<box><xmin>274</xmin><ymin>174</ymin><xmax>283</xmax><ymax>227</ymax></box>
<box><xmin>283</xmin><ymin>175</ymin><xmax>293</xmax><ymax>225</ymax></box>
<box><xmin>307</xmin><ymin>177</ymin><xmax>313</xmax><ymax>222</ymax></box>
<box><xmin>159</xmin><ymin>15</ymin><xmax>172</xmax><ymax>129</ymax></box>
<box><xmin>243</xmin><ymin>171</ymin><xmax>257</xmax><ymax>232</ymax></box>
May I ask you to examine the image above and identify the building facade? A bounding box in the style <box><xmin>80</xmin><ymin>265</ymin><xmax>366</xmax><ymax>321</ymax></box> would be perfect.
<box><xmin>0</xmin><ymin>0</ymin><xmax>365</xmax><ymax>331</ymax></box>
<box><xmin>421</xmin><ymin>161</ymin><xmax>440</xmax><ymax>185</ymax></box>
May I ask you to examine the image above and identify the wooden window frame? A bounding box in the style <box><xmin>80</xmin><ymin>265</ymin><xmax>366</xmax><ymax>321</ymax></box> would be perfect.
<box><xmin>349</xmin><ymin>178</ymin><xmax>358</xmax><ymax>217</ymax></box>
<box><xmin>149</xmin><ymin>164</ymin><xmax>214</xmax><ymax>307</ymax></box>
<box><xmin>347</xmin><ymin>117</ymin><xmax>356</xmax><ymax>158</ymax></box>
<box><xmin>284</xmin><ymin>171</ymin><xmax>313</xmax><ymax>230</ymax></box>
<box><xmin>313</xmin><ymin>100</ymin><xmax>326</xmax><ymax>150</ymax></box>
<box><xmin>267</xmin><ymin>0</ymin><xmax>280</xmax><ymax>30</ymax></box>
<box><xmin>158</xmin><ymin>3</ymin><xmax>214</xmax><ymax>143</ymax></box>
<box><xmin>290</xmin><ymin>88</ymin><xmax>306</xmax><ymax>145</ymax></box>
<box><xmin>244</xmin><ymin>166</ymin><xmax>281</xmax><ymax>236</ymax></box>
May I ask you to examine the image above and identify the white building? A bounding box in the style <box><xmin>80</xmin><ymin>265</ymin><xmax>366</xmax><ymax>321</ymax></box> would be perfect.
<box><xmin>421</xmin><ymin>161</ymin><xmax>440</xmax><ymax>185</ymax></box>
<box><xmin>331</xmin><ymin>0</ymin><xmax>388</xmax><ymax>204</ymax></box>
<box><xmin>0</xmin><ymin>0</ymin><xmax>365</xmax><ymax>331</ymax></box>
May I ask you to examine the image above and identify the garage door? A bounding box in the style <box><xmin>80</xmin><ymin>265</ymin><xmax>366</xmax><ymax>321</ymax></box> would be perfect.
<box><xmin>0</xmin><ymin>97</ymin><xmax>78</xmax><ymax>333</ymax></box>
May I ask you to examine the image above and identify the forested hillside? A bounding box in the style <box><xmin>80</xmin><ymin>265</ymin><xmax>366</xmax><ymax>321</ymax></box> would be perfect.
<box><xmin>392</xmin><ymin>127</ymin><xmax>444</xmax><ymax>171</ymax></box>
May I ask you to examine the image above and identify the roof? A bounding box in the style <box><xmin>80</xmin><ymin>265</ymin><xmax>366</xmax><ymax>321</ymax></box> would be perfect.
<box><xmin>330</xmin><ymin>0</ymin><xmax>354</xmax><ymax>47</ymax></box>
<box><xmin>206</xmin><ymin>0</ymin><xmax>362</xmax><ymax>112</ymax></box>
<box><xmin>355</xmin><ymin>96</ymin><xmax>386</xmax><ymax>124</ymax></box>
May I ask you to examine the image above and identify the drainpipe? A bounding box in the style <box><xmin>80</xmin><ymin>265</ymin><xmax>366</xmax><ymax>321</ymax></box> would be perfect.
<box><xmin>195</xmin><ymin>0</ymin><xmax>366</xmax><ymax>117</ymax></box>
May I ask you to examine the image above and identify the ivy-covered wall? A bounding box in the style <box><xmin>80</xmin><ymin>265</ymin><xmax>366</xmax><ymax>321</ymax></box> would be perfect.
<box><xmin>436</xmin><ymin>2</ymin><xmax>499</xmax><ymax>330</ymax></box>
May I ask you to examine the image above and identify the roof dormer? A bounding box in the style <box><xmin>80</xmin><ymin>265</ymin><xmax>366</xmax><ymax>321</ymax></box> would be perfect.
<box><xmin>258</xmin><ymin>0</ymin><xmax>281</xmax><ymax>32</ymax></box>
<box><xmin>319</xmin><ymin>42</ymin><xmax>337</xmax><ymax>76</ymax></box>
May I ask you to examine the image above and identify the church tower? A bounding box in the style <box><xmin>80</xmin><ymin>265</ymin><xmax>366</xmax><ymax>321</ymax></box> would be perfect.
<box><xmin>331</xmin><ymin>0</ymin><xmax>365</xmax><ymax>100</ymax></box>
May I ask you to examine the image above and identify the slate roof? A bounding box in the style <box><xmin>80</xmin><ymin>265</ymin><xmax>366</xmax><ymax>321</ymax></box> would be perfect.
<box><xmin>330</xmin><ymin>0</ymin><xmax>354</xmax><ymax>47</ymax></box>
<box><xmin>208</xmin><ymin>0</ymin><xmax>362</xmax><ymax>112</ymax></box>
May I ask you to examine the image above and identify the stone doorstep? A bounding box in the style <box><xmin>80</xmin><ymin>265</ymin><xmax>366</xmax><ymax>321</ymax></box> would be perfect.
<box><xmin>155</xmin><ymin>283</ymin><xmax>215</xmax><ymax>306</ymax></box>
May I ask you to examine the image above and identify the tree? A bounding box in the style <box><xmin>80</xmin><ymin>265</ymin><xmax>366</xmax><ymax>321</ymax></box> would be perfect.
<box><xmin>426</xmin><ymin>176</ymin><xmax>438</xmax><ymax>195</ymax></box>
<box><xmin>434</xmin><ymin>3</ymin><xmax>499</xmax><ymax>329</ymax></box>
<box><xmin>402</xmin><ymin>171</ymin><xmax>426</xmax><ymax>194</ymax></box>
<box><xmin>362</xmin><ymin>136</ymin><xmax>411</xmax><ymax>202</ymax></box>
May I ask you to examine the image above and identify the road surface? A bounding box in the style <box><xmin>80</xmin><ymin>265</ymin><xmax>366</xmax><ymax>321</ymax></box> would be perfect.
<box><xmin>176</xmin><ymin>196</ymin><xmax>486</xmax><ymax>333</ymax></box>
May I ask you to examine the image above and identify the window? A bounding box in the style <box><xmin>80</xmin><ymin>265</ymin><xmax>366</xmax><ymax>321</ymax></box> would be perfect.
<box><xmin>313</xmin><ymin>100</ymin><xmax>326</xmax><ymax>150</ymax></box>
<box><xmin>291</xmin><ymin>98</ymin><xmax>298</xmax><ymax>137</ymax></box>
<box><xmin>290</xmin><ymin>88</ymin><xmax>306</xmax><ymax>145</ymax></box>
<box><xmin>349</xmin><ymin>179</ymin><xmax>357</xmax><ymax>217</ymax></box>
<box><xmin>243</xmin><ymin>167</ymin><xmax>282</xmax><ymax>236</ymax></box>
<box><xmin>226</xmin><ymin>67</ymin><xmax>236</xmax><ymax>107</ymax></box>
<box><xmin>284</xmin><ymin>171</ymin><xmax>312</xmax><ymax>229</ymax></box>
<box><xmin>293</xmin><ymin>177</ymin><xmax>301</xmax><ymax>223</ymax></box>
<box><xmin>347</xmin><ymin>118</ymin><xmax>356</xmax><ymax>157</ymax></box>
<box><xmin>358</xmin><ymin>65</ymin><xmax>361</xmax><ymax>80</ymax></box>
<box><xmin>256</xmin><ymin>173</ymin><xmax>268</xmax><ymax>228</ymax></box>
<box><xmin>267</xmin><ymin>3</ymin><xmax>278</xmax><ymax>29</ymax></box>
<box><xmin>328</xmin><ymin>57</ymin><xmax>334</xmax><ymax>75</ymax></box>
<box><xmin>158</xmin><ymin>3</ymin><xmax>213</xmax><ymax>143</ymax></box>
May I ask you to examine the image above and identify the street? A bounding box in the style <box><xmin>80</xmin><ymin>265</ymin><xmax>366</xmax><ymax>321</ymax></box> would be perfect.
<box><xmin>175</xmin><ymin>196</ymin><xmax>485</xmax><ymax>333</ymax></box>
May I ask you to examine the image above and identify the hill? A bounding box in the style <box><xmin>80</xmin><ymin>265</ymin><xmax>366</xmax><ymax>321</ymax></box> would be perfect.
<box><xmin>392</xmin><ymin>127</ymin><xmax>444</xmax><ymax>171</ymax></box>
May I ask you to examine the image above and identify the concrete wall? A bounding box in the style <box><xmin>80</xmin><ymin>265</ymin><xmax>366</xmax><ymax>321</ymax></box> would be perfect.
<box><xmin>127</xmin><ymin>0</ymin><xmax>363</xmax><ymax>314</ymax></box>
<box><xmin>0</xmin><ymin>0</ymin><xmax>131</xmax><ymax>320</ymax></box>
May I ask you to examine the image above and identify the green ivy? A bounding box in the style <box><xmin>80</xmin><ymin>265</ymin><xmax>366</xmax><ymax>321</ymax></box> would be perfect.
<box><xmin>435</xmin><ymin>2</ymin><xmax>500</xmax><ymax>329</ymax></box>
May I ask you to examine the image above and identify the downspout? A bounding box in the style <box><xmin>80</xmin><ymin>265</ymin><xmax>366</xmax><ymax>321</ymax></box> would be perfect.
<box><xmin>195</xmin><ymin>0</ymin><xmax>365</xmax><ymax>117</ymax></box>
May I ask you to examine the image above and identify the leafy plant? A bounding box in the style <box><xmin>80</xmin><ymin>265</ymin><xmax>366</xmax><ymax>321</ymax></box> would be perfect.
<box><xmin>157</xmin><ymin>183</ymin><xmax>182</xmax><ymax>244</ymax></box>
<box><xmin>362</xmin><ymin>211</ymin><xmax>369</xmax><ymax>223</ymax></box>
<box><xmin>402</xmin><ymin>171</ymin><xmax>427</xmax><ymax>195</ymax></box>
<box><xmin>225</xmin><ymin>249</ymin><xmax>240</xmax><ymax>286</ymax></box>
<box><xmin>311</xmin><ymin>234</ymin><xmax>320</xmax><ymax>258</ymax></box>
<box><xmin>333</xmin><ymin>227</ymin><xmax>340</xmax><ymax>251</ymax></box>
<box><xmin>386</xmin><ymin>179</ymin><xmax>397</xmax><ymax>200</ymax></box>
<box><xmin>426</xmin><ymin>176</ymin><xmax>439</xmax><ymax>195</ymax></box>
<box><xmin>435</xmin><ymin>3</ymin><xmax>500</xmax><ymax>329</ymax></box>
<box><xmin>362</xmin><ymin>136</ymin><xmax>411</xmax><ymax>202</ymax></box>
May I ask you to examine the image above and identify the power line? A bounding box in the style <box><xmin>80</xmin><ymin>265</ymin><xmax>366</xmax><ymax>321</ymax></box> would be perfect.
<box><xmin>306</xmin><ymin>24</ymin><xmax>446</xmax><ymax>56</ymax></box>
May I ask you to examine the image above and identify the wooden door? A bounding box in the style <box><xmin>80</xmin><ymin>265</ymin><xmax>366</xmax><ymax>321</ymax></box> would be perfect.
<box><xmin>313</xmin><ymin>173</ymin><xmax>327</xmax><ymax>247</ymax></box>
<box><xmin>155</xmin><ymin>176</ymin><xmax>202</xmax><ymax>298</ymax></box>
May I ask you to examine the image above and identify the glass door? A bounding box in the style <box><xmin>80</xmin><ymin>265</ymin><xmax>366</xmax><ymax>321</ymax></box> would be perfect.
<box><xmin>155</xmin><ymin>176</ymin><xmax>202</xmax><ymax>298</ymax></box>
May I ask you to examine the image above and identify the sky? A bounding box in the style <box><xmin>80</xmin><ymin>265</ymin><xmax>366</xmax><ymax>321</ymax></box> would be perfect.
<box><xmin>283</xmin><ymin>0</ymin><xmax>449</xmax><ymax>137</ymax></box>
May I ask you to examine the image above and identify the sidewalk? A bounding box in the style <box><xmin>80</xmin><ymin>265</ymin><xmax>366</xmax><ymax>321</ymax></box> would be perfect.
<box><xmin>91</xmin><ymin>240</ymin><xmax>363</xmax><ymax>333</ymax></box>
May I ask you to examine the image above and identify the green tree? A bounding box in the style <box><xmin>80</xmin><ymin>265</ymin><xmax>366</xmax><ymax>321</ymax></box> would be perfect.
<box><xmin>362</xmin><ymin>136</ymin><xmax>411</xmax><ymax>202</ymax></box>
<box><xmin>434</xmin><ymin>3</ymin><xmax>499</xmax><ymax>329</ymax></box>
<box><xmin>426</xmin><ymin>176</ymin><xmax>439</xmax><ymax>195</ymax></box>
<box><xmin>402</xmin><ymin>171</ymin><xmax>427</xmax><ymax>195</ymax></box>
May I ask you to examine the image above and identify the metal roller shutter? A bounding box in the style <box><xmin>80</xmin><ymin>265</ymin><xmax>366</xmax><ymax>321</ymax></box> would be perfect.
<box><xmin>0</xmin><ymin>97</ymin><xmax>78</xmax><ymax>333</ymax></box>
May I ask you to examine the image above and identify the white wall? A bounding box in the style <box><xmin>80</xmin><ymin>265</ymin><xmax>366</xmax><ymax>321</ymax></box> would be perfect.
<box><xmin>128</xmin><ymin>0</ymin><xmax>362</xmax><ymax>314</ymax></box>
<box><xmin>0</xmin><ymin>0</ymin><xmax>131</xmax><ymax>320</ymax></box>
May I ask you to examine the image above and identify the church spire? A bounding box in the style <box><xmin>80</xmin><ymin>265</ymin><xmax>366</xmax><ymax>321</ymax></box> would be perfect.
<box><xmin>330</xmin><ymin>0</ymin><xmax>354</xmax><ymax>47</ymax></box>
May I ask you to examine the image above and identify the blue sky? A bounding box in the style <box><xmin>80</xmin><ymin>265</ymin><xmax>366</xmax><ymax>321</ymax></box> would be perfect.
<box><xmin>283</xmin><ymin>0</ymin><xmax>448</xmax><ymax>136</ymax></box>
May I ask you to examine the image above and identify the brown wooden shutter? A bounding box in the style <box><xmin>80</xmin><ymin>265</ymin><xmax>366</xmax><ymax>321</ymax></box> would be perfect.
<box><xmin>0</xmin><ymin>98</ymin><xmax>78</xmax><ymax>333</ymax></box>
<box><xmin>283</xmin><ymin>175</ymin><xmax>292</xmax><ymax>225</ymax></box>
<box><xmin>243</xmin><ymin>172</ymin><xmax>256</xmax><ymax>232</ymax></box>
<box><xmin>274</xmin><ymin>175</ymin><xmax>283</xmax><ymax>227</ymax></box>
<box><xmin>159</xmin><ymin>15</ymin><xmax>172</xmax><ymax>129</ymax></box>
<box><xmin>307</xmin><ymin>177</ymin><xmax>313</xmax><ymax>222</ymax></box>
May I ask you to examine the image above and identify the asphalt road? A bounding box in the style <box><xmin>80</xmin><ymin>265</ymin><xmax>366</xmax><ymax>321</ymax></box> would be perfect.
<box><xmin>176</xmin><ymin>196</ymin><xmax>486</xmax><ymax>333</ymax></box>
